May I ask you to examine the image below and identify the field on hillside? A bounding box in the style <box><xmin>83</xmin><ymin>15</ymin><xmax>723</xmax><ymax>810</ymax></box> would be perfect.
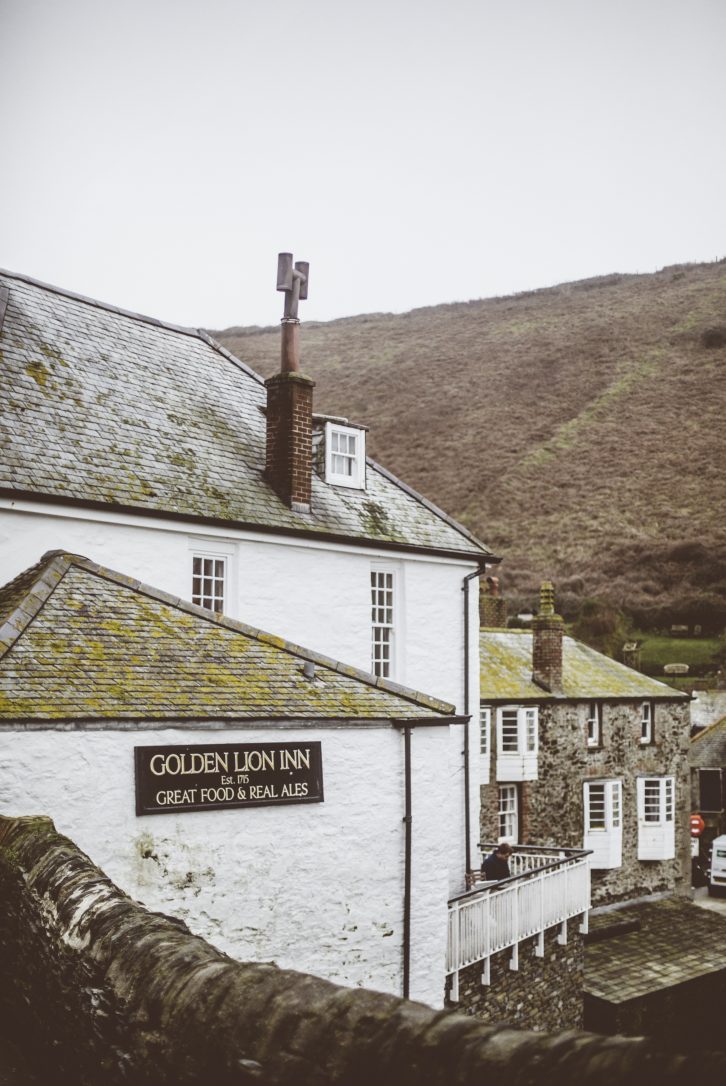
<box><xmin>634</xmin><ymin>632</ymin><xmax>722</xmax><ymax>678</ymax></box>
<box><xmin>213</xmin><ymin>261</ymin><xmax>726</xmax><ymax>631</ymax></box>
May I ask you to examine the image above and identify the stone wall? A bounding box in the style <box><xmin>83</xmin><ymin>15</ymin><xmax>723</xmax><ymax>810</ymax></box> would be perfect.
<box><xmin>2</xmin><ymin>815</ymin><xmax>723</xmax><ymax>1086</ymax></box>
<box><xmin>481</xmin><ymin>700</ymin><xmax>691</xmax><ymax>905</ymax></box>
<box><xmin>448</xmin><ymin>927</ymin><xmax>584</xmax><ymax>1032</ymax></box>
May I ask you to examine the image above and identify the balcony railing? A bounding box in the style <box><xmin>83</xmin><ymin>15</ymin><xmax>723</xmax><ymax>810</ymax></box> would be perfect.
<box><xmin>447</xmin><ymin>845</ymin><xmax>591</xmax><ymax>1002</ymax></box>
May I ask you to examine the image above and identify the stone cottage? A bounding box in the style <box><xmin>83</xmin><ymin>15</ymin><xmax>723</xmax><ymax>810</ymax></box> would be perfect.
<box><xmin>478</xmin><ymin>584</ymin><xmax>691</xmax><ymax>907</ymax></box>
<box><xmin>473</xmin><ymin>584</ymin><xmax>726</xmax><ymax>1050</ymax></box>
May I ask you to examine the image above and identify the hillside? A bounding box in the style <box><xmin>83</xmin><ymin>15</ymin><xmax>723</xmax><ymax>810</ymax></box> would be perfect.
<box><xmin>213</xmin><ymin>261</ymin><xmax>726</xmax><ymax>630</ymax></box>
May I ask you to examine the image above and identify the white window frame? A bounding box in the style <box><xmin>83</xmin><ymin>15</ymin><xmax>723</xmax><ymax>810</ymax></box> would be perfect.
<box><xmin>191</xmin><ymin>552</ymin><xmax>228</xmax><ymax>614</ymax></box>
<box><xmin>324</xmin><ymin>421</ymin><xmax>366</xmax><ymax>489</ymax></box>
<box><xmin>637</xmin><ymin>776</ymin><xmax>675</xmax><ymax>860</ymax></box>
<box><xmin>480</xmin><ymin>707</ymin><xmax>491</xmax><ymax>757</ymax></box>
<box><xmin>370</xmin><ymin>565</ymin><xmax>395</xmax><ymax>678</ymax></box>
<box><xmin>495</xmin><ymin>705</ymin><xmax>539</xmax><ymax>781</ymax></box>
<box><xmin>640</xmin><ymin>701</ymin><xmax>653</xmax><ymax>745</ymax></box>
<box><xmin>587</xmin><ymin>702</ymin><xmax>601</xmax><ymax>748</ymax></box>
<box><xmin>584</xmin><ymin>779</ymin><xmax>623</xmax><ymax>869</ymax></box>
<box><xmin>498</xmin><ymin>784</ymin><xmax>518</xmax><ymax>844</ymax></box>
<box><xmin>496</xmin><ymin>706</ymin><xmax>538</xmax><ymax>757</ymax></box>
<box><xmin>479</xmin><ymin>706</ymin><xmax>491</xmax><ymax>785</ymax></box>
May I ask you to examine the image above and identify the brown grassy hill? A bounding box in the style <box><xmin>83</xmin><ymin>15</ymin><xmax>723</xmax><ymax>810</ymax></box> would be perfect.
<box><xmin>214</xmin><ymin>261</ymin><xmax>726</xmax><ymax>630</ymax></box>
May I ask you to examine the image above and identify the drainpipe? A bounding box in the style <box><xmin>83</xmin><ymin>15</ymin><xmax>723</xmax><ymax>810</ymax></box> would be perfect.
<box><xmin>402</xmin><ymin>723</ymin><xmax>412</xmax><ymax>999</ymax></box>
<box><xmin>462</xmin><ymin>564</ymin><xmax>491</xmax><ymax>876</ymax></box>
<box><xmin>395</xmin><ymin>715</ymin><xmax>469</xmax><ymax>1002</ymax></box>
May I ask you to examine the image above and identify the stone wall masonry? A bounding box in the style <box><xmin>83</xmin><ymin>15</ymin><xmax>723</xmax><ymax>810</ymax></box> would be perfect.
<box><xmin>448</xmin><ymin>927</ymin><xmax>584</xmax><ymax>1033</ymax></box>
<box><xmin>1</xmin><ymin>815</ymin><xmax>724</xmax><ymax>1086</ymax></box>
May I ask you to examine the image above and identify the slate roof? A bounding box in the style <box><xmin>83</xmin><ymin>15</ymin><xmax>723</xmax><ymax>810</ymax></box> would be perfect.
<box><xmin>690</xmin><ymin>716</ymin><xmax>726</xmax><ymax>767</ymax></box>
<box><xmin>0</xmin><ymin>270</ymin><xmax>492</xmax><ymax>560</ymax></box>
<box><xmin>585</xmin><ymin>898</ymin><xmax>726</xmax><ymax>1002</ymax></box>
<box><xmin>0</xmin><ymin>552</ymin><xmax>456</xmax><ymax>721</ymax></box>
<box><xmin>479</xmin><ymin>628</ymin><xmax>687</xmax><ymax>701</ymax></box>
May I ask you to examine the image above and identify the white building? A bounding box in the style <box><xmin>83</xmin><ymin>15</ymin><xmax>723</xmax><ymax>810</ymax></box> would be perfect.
<box><xmin>0</xmin><ymin>267</ymin><xmax>499</xmax><ymax>893</ymax></box>
<box><xmin>0</xmin><ymin>550</ymin><xmax>466</xmax><ymax>1006</ymax></box>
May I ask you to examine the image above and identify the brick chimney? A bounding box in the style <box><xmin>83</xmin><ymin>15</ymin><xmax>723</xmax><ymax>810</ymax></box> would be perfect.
<box><xmin>480</xmin><ymin>575</ymin><xmax>507</xmax><ymax>628</ymax></box>
<box><xmin>264</xmin><ymin>254</ymin><xmax>314</xmax><ymax>512</ymax></box>
<box><xmin>532</xmin><ymin>582</ymin><xmax>564</xmax><ymax>694</ymax></box>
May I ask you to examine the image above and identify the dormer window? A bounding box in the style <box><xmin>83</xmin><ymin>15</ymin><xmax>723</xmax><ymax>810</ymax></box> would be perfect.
<box><xmin>324</xmin><ymin>422</ymin><xmax>365</xmax><ymax>489</ymax></box>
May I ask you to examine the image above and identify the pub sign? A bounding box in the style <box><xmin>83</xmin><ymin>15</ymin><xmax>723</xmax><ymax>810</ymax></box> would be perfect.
<box><xmin>135</xmin><ymin>740</ymin><xmax>324</xmax><ymax>816</ymax></box>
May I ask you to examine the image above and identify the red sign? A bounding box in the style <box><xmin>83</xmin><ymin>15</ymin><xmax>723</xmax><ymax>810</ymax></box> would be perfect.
<box><xmin>690</xmin><ymin>813</ymin><xmax>705</xmax><ymax>837</ymax></box>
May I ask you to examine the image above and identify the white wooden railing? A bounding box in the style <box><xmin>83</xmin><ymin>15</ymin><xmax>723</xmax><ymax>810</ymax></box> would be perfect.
<box><xmin>447</xmin><ymin>847</ymin><xmax>591</xmax><ymax>1001</ymax></box>
<box><xmin>470</xmin><ymin>843</ymin><xmax>577</xmax><ymax>884</ymax></box>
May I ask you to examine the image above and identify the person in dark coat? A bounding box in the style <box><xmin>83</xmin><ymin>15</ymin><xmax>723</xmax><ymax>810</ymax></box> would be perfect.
<box><xmin>481</xmin><ymin>842</ymin><xmax>513</xmax><ymax>881</ymax></box>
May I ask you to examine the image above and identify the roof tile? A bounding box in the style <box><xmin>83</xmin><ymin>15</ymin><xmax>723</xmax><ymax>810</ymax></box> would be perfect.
<box><xmin>0</xmin><ymin>553</ymin><xmax>455</xmax><ymax>721</ymax></box>
<box><xmin>480</xmin><ymin>628</ymin><xmax>687</xmax><ymax>701</ymax></box>
<box><xmin>0</xmin><ymin>271</ymin><xmax>490</xmax><ymax>558</ymax></box>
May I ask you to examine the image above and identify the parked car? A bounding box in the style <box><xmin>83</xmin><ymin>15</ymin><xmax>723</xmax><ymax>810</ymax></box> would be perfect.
<box><xmin>708</xmin><ymin>834</ymin><xmax>726</xmax><ymax>896</ymax></box>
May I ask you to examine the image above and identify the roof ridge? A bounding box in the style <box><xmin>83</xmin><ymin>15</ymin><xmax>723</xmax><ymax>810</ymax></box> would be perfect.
<box><xmin>61</xmin><ymin>553</ymin><xmax>455</xmax><ymax>715</ymax></box>
<box><xmin>1</xmin><ymin>267</ymin><xmax>269</xmax><ymax>393</ymax></box>
<box><xmin>196</xmin><ymin>329</ymin><xmax>265</xmax><ymax>386</ymax></box>
<box><xmin>368</xmin><ymin>458</ymin><xmax>496</xmax><ymax>557</ymax></box>
<box><xmin>569</xmin><ymin>636</ymin><xmax>688</xmax><ymax>694</ymax></box>
<box><xmin>691</xmin><ymin>714</ymin><xmax>726</xmax><ymax>742</ymax></box>
<box><xmin>0</xmin><ymin>552</ymin><xmax>73</xmax><ymax>658</ymax></box>
<box><xmin>0</xmin><ymin>267</ymin><xmax>206</xmax><ymax>344</ymax></box>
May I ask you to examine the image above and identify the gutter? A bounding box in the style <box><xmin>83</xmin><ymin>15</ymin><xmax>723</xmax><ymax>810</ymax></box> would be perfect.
<box><xmin>402</xmin><ymin>724</ymin><xmax>412</xmax><ymax>998</ymax></box>
<box><xmin>0</xmin><ymin>488</ymin><xmax>499</xmax><ymax>566</ymax></box>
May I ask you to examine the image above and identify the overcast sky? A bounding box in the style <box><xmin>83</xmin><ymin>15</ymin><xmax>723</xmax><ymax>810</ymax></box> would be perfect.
<box><xmin>2</xmin><ymin>0</ymin><xmax>724</xmax><ymax>329</ymax></box>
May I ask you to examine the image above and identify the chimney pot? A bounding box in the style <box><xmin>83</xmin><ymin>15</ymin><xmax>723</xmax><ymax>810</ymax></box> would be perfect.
<box><xmin>480</xmin><ymin>576</ymin><xmax>507</xmax><ymax>628</ymax></box>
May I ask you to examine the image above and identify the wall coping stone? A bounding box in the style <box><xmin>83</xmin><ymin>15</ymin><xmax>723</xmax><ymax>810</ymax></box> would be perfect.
<box><xmin>1</xmin><ymin>815</ymin><xmax>724</xmax><ymax>1085</ymax></box>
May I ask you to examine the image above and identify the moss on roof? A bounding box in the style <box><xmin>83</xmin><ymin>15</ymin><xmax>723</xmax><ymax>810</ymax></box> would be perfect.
<box><xmin>0</xmin><ymin>270</ymin><xmax>491</xmax><ymax>558</ymax></box>
<box><xmin>479</xmin><ymin>628</ymin><xmax>687</xmax><ymax>701</ymax></box>
<box><xmin>0</xmin><ymin>552</ymin><xmax>455</xmax><ymax>721</ymax></box>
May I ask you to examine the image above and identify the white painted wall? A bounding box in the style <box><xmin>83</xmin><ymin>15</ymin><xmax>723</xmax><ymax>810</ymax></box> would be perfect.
<box><xmin>0</xmin><ymin>500</ymin><xmax>474</xmax><ymax>699</ymax></box>
<box><xmin>0</xmin><ymin>722</ymin><xmax>453</xmax><ymax>1007</ymax></box>
<box><xmin>0</xmin><ymin>499</ymin><xmax>483</xmax><ymax>895</ymax></box>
